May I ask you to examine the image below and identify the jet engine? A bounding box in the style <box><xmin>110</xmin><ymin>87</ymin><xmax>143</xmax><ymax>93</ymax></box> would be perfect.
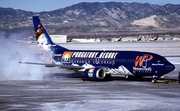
<box><xmin>84</xmin><ymin>68</ymin><xmax>106</xmax><ymax>79</ymax></box>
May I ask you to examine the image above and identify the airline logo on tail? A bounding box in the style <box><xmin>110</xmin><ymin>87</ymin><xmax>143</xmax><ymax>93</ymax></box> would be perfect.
<box><xmin>33</xmin><ymin>16</ymin><xmax>68</xmax><ymax>50</ymax></box>
<box><xmin>36</xmin><ymin>22</ymin><xmax>44</xmax><ymax>41</ymax></box>
<box><xmin>36</xmin><ymin>22</ymin><xmax>47</xmax><ymax>44</ymax></box>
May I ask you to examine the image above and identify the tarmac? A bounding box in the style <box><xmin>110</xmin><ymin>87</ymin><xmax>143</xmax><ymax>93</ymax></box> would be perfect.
<box><xmin>0</xmin><ymin>41</ymin><xmax>180</xmax><ymax>111</ymax></box>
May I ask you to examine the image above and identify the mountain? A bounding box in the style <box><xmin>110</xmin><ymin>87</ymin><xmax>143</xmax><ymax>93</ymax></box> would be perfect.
<box><xmin>1</xmin><ymin>2</ymin><xmax>180</xmax><ymax>36</ymax></box>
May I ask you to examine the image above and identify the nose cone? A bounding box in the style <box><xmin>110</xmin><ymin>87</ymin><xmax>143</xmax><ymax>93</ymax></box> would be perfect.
<box><xmin>166</xmin><ymin>62</ymin><xmax>175</xmax><ymax>73</ymax></box>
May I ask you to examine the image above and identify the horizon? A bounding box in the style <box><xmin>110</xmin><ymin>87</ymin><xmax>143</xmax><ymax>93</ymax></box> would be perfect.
<box><xmin>0</xmin><ymin>0</ymin><xmax>180</xmax><ymax>12</ymax></box>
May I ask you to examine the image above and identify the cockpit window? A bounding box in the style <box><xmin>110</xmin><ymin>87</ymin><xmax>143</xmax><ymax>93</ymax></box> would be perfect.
<box><xmin>154</xmin><ymin>58</ymin><xmax>167</xmax><ymax>62</ymax></box>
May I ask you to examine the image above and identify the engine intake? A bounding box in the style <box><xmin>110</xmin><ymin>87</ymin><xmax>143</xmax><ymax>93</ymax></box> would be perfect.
<box><xmin>84</xmin><ymin>68</ymin><xmax>106</xmax><ymax>79</ymax></box>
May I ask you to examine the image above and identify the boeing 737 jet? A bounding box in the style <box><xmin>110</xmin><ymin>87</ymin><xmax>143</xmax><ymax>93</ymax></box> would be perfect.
<box><xmin>19</xmin><ymin>16</ymin><xmax>175</xmax><ymax>82</ymax></box>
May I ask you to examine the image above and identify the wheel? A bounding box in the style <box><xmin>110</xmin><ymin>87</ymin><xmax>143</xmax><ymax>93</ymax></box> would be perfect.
<box><xmin>82</xmin><ymin>76</ymin><xmax>87</xmax><ymax>81</ymax></box>
<box><xmin>151</xmin><ymin>79</ymin><xmax>157</xmax><ymax>83</ymax></box>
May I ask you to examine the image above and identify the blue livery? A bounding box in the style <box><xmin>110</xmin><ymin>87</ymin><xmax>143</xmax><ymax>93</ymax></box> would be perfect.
<box><xmin>20</xmin><ymin>16</ymin><xmax>175</xmax><ymax>82</ymax></box>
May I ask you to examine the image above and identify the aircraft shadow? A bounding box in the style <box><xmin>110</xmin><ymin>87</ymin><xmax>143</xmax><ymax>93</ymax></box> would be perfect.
<box><xmin>43</xmin><ymin>73</ymin><xmax>152</xmax><ymax>82</ymax></box>
<box><xmin>43</xmin><ymin>73</ymin><xmax>82</xmax><ymax>79</ymax></box>
<box><xmin>112</xmin><ymin>76</ymin><xmax>152</xmax><ymax>82</ymax></box>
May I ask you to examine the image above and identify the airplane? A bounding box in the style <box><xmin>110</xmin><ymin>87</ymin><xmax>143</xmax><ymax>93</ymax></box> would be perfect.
<box><xmin>19</xmin><ymin>16</ymin><xmax>175</xmax><ymax>83</ymax></box>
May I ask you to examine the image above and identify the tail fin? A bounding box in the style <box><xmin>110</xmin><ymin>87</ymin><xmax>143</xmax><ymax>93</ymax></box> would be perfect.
<box><xmin>32</xmin><ymin>16</ymin><xmax>68</xmax><ymax>50</ymax></box>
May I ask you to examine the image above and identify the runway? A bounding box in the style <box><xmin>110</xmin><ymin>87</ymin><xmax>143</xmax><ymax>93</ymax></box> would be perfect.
<box><xmin>0</xmin><ymin>41</ymin><xmax>180</xmax><ymax>110</ymax></box>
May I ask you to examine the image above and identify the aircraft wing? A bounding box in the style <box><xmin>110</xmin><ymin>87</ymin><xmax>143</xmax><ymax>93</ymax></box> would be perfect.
<box><xmin>19</xmin><ymin>62</ymin><xmax>84</xmax><ymax>70</ymax></box>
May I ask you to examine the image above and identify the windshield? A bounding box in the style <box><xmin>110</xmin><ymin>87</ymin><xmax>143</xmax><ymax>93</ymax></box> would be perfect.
<box><xmin>154</xmin><ymin>58</ymin><xmax>167</xmax><ymax>62</ymax></box>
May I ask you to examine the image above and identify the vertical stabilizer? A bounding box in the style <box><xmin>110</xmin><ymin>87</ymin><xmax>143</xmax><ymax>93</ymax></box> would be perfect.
<box><xmin>32</xmin><ymin>16</ymin><xmax>68</xmax><ymax>50</ymax></box>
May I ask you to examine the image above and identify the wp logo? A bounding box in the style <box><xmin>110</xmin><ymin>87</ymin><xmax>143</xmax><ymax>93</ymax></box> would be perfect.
<box><xmin>135</xmin><ymin>55</ymin><xmax>153</xmax><ymax>67</ymax></box>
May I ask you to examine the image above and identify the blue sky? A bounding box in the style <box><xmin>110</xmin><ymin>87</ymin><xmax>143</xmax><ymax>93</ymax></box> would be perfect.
<box><xmin>0</xmin><ymin>0</ymin><xmax>180</xmax><ymax>12</ymax></box>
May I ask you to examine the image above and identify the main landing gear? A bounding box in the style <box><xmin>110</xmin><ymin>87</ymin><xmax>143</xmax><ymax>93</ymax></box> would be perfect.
<box><xmin>81</xmin><ymin>74</ymin><xmax>112</xmax><ymax>81</ymax></box>
<box><xmin>82</xmin><ymin>76</ymin><xmax>87</xmax><ymax>81</ymax></box>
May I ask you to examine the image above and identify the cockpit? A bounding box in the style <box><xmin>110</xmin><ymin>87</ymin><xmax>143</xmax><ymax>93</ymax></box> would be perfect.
<box><xmin>154</xmin><ymin>58</ymin><xmax>167</xmax><ymax>63</ymax></box>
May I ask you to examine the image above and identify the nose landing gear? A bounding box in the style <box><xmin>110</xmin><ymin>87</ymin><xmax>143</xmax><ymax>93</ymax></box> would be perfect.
<box><xmin>151</xmin><ymin>75</ymin><xmax>160</xmax><ymax>83</ymax></box>
<box><xmin>152</xmin><ymin>73</ymin><xmax>180</xmax><ymax>84</ymax></box>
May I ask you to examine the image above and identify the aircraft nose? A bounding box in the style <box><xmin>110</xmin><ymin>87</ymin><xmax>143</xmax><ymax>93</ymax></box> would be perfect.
<box><xmin>166</xmin><ymin>63</ymin><xmax>175</xmax><ymax>72</ymax></box>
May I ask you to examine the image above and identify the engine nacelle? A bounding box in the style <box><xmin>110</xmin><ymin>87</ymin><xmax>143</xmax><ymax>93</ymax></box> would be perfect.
<box><xmin>84</xmin><ymin>68</ymin><xmax>106</xmax><ymax>79</ymax></box>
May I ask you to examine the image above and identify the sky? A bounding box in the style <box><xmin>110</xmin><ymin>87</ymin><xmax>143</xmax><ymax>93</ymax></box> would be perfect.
<box><xmin>0</xmin><ymin>0</ymin><xmax>180</xmax><ymax>12</ymax></box>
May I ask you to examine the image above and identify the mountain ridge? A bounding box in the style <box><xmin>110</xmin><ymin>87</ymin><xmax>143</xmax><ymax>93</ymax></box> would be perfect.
<box><xmin>1</xmin><ymin>2</ymin><xmax>180</xmax><ymax>36</ymax></box>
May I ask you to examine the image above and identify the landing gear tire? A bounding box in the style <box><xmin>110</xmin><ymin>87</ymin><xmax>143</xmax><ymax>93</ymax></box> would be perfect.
<box><xmin>152</xmin><ymin>75</ymin><xmax>160</xmax><ymax>83</ymax></box>
<box><xmin>82</xmin><ymin>76</ymin><xmax>87</xmax><ymax>81</ymax></box>
<box><xmin>151</xmin><ymin>79</ymin><xmax>157</xmax><ymax>83</ymax></box>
